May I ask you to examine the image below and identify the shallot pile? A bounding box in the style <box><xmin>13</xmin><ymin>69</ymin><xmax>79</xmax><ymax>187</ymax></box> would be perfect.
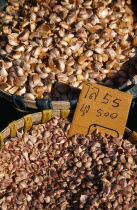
<box><xmin>0</xmin><ymin>117</ymin><xmax>137</xmax><ymax>209</ymax></box>
<box><xmin>0</xmin><ymin>0</ymin><xmax>137</xmax><ymax>100</ymax></box>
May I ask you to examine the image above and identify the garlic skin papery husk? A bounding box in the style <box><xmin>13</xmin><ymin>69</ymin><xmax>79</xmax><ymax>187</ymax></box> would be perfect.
<box><xmin>0</xmin><ymin>0</ymin><xmax>136</xmax><ymax>100</ymax></box>
<box><xmin>0</xmin><ymin>117</ymin><xmax>137</xmax><ymax>209</ymax></box>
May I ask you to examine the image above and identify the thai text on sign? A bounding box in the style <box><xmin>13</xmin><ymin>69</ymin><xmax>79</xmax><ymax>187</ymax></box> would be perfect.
<box><xmin>69</xmin><ymin>82</ymin><xmax>133</xmax><ymax>137</ymax></box>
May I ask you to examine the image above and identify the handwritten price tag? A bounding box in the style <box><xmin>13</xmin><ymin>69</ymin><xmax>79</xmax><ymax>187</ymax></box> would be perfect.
<box><xmin>69</xmin><ymin>82</ymin><xmax>133</xmax><ymax>137</ymax></box>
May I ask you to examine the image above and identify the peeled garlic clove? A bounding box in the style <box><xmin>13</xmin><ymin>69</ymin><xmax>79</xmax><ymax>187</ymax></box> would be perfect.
<box><xmin>31</xmin><ymin>74</ymin><xmax>41</xmax><ymax>87</ymax></box>
<box><xmin>8</xmin><ymin>86</ymin><xmax>19</xmax><ymax>94</ymax></box>
<box><xmin>66</xmin><ymin>66</ymin><xmax>74</xmax><ymax>76</ymax></box>
<box><xmin>120</xmin><ymin>40</ymin><xmax>129</xmax><ymax>49</ymax></box>
<box><xmin>126</xmin><ymin>15</ymin><xmax>134</xmax><ymax>24</ymax></box>
<box><xmin>22</xmin><ymin>63</ymin><xmax>30</xmax><ymax>72</ymax></box>
<box><xmin>71</xmin><ymin>81</ymin><xmax>80</xmax><ymax>88</ymax></box>
<box><xmin>86</xmin><ymin>24</ymin><xmax>102</xmax><ymax>33</ymax></box>
<box><xmin>100</xmin><ymin>68</ymin><xmax>110</xmax><ymax>74</ymax></box>
<box><xmin>78</xmin><ymin>56</ymin><xmax>88</xmax><ymax>65</ymax></box>
<box><xmin>15</xmin><ymin>45</ymin><xmax>25</xmax><ymax>52</ymax></box>
<box><xmin>94</xmin><ymin>62</ymin><xmax>103</xmax><ymax>71</ymax></box>
<box><xmin>16</xmin><ymin>87</ymin><xmax>26</xmax><ymax>96</ymax></box>
<box><xmin>8</xmin><ymin>33</ymin><xmax>19</xmax><ymax>46</ymax></box>
<box><xmin>12</xmin><ymin>59</ymin><xmax>22</xmax><ymax>66</ymax></box>
<box><xmin>82</xmin><ymin>71</ymin><xmax>89</xmax><ymax>80</ymax></box>
<box><xmin>64</xmin><ymin>46</ymin><xmax>72</xmax><ymax>56</ymax></box>
<box><xmin>18</xmin><ymin>30</ymin><xmax>30</xmax><ymax>42</ymax></box>
<box><xmin>77</xmin><ymin>75</ymin><xmax>84</xmax><ymax>81</ymax></box>
<box><xmin>30</xmin><ymin>12</ymin><xmax>37</xmax><ymax>21</ymax></box>
<box><xmin>36</xmin><ymin>86</ymin><xmax>47</xmax><ymax>94</ymax></box>
<box><xmin>50</xmin><ymin>48</ymin><xmax>60</xmax><ymax>58</ymax></box>
<box><xmin>24</xmin><ymin>93</ymin><xmax>35</xmax><ymax>100</ymax></box>
<box><xmin>69</xmin><ymin>75</ymin><xmax>77</xmax><ymax>83</ymax></box>
<box><xmin>119</xmin><ymin>154</ymin><xmax>126</xmax><ymax>163</ymax></box>
<box><xmin>116</xmin><ymin>54</ymin><xmax>125</xmax><ymax>60</ymax></box>
<box><xmin>32</xmin><ymin>46</ymin><xmax>41</xmax><ymax>57</ymax></box>
<box><xmin>0</xmin><ymin>49</ymin><xmax>6</xmax><ymax>56</ymax></box>
<box><xmin>67</xmin><ymin>14</ymin><xmax>77</xmax><ymax>24</ymax></box>
<box><xmin>94</xmin><ymin>48</ymin><xmax>104</xmax><ymax>54</ymax></box>
<box><xmin>12</xmin><ymin>52</ymin><xmax>22</xmax><ymax>59</ymax></box>
<box><xmin>39</xmin><ymin>73</ymin><xmax>48</xmax><ymax>79</ymax></box>
<box><xmin>45</xmin><ymin>196</ymin><xmax>50</xmax><ymax>203</ymax></box>
<box><xmin>97</xmin><ymin>7</ymin><xmax>109</xmax><ymax>19</ymax></box>
<box><xmin>26</xmin><ymin>194</ymin><xmax>32</xmax><ymax>202</ymax></box>
<box><xmin>43</xmin><ymin>37</ymin><xmax>53</xmax><ymax>47</ymax></box>
<box><xmin>14</xmin><ymin>77</ymin><xmax>26</xmax><ymax>86</ymax></box>
<box><xmin>90</xmin><ymin>15</ymin><xmax>99</xmax><ymax>25</ymax></box>
<box><xmin>2</xmin><ymin>15</ymin><xmax>13</xmax><ymax>24</ymax></box>
<box><xmin>15</xmin><ymin>67</ymin><xmax>24</xmax><ymax>77</ymax></box>
<box><xmin>94</xmin><ymin>54</ymin><xmax>102</xmax><ymax>62</ymax></box>
<box><xmin>79</xmin><ymin>13</ymin><xmax>90</xmax><ymax>20</ymax></box>
<box><xmin>0</xmin><ymin>82</ymin><xmax>11</xmax><ymax>91</ymax></box>
<box><xmin>5</xmin><ymin>44</ymin><xmax>13</xmax><ymax>54</ymax></box>
<box><xmin>109</xmin><ymin>22</ymin><xmax>118</xmax><ymax>29</ymax></box>
<box><xmin>102</xmin><ymin>54</ymin><xmax>109</xmax><ymax>62</ymax></box>
<box><xmin>3</xmin><ymin>26</ymin><xmax>10</xmax><ymax>34</ymax></box>
<box><xmin>128</xmin><ymin>156</ymin><xmax>134</xmax><ymax>164</ymax></box>
<box><xmin>45</xmin><ymin>84</ymin><xmax>52</xmax><ymax>93</ymax></box>
<box><xmin>80</xmin><ymin>195</ymin><xmax>88</xmax><ymax>203</ymax></box>
<box><xmin>0</xmin><ymin>173</ymin><xmax>5</xmax><ymax>179</ymax></box>
<box><xmin>57</xmin><ymin>74</ymin><xmax>68</xmax><ymax>82</ymax></box>
<box><xmin>3</xmin><ymin>61</ymin><xmax>12</xmax><ymax>69</ymax></box>
<box><xmin>132</xmin><ymin>37</ymin><xmax>137</xmax><ymax>47</ymax></box>
<box><xmin>55</xmin><ymin>59</ymin><xmax>65</xmax><ymax>72</ymax></box>
<box><xmin>22</xmin><ymin>149</ymin><xmax>29</xmax><ymax>161</ymax></box>
<box><xmin>0</xmin><ymin>66</ymin><xmax>8</xmax><ymax>77</ymax></box>
<box><xmin>23</xmin><ymin>53</ymin><xmax>30</xmax><ymax>62</ymax></box>
<box><xmin>106</xmin><ymin>61</ymin><xmax>114</xmax><ymax>69</ymax></box>
<box><xmin>83</xmin><ymin>50</ymin><xmax>93</xmax><ymax>57</ymax></box>
<box><xmin>105</xmin><ymin>48</ymin><xmax>116</xmax><ymax>59</ymax></box>
<box><xmin>37</xmin><ymin>23</ymin><xmax>50</xmax><ymax>33</ymax></box>
<box><xmin>37</xmin><ymin>10</ymin><xmax>45</xmax><ymax>18</ymax></box>
<box><xmin>29</xmin><ymin>57</ymin><xmax>38</xmax><ymax>64</ymax></box>
<box><xmin>30</xmin><ymin>22</ymin><xmax>36</xmax><ymax>32</ymax></box>
<box><xmin>1</xmin><ymin>203</ymin><xmax>8</xmax><ymax>210</ymax></box>
<box><xmin>76</xmin><ymin>30</ymin><xmax>87</xmax><ymax>38</ymax></box>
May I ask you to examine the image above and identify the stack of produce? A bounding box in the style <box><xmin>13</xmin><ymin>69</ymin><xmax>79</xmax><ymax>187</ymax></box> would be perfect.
<box><xmin>0</xmin><ymin>0</ymin><xmax>136</xmax><ymax>101</ymax></box>
<box><xmin>0</xmin><ymin>117</ymin><xmax>136</xmax><ymax>209</ymax></box>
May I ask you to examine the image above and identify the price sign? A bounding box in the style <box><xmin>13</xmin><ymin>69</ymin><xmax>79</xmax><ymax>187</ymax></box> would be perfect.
<box><xmin>69</xmin><ymin>82</ymin><xmax>133</xmax><ymax>137</ymax></box>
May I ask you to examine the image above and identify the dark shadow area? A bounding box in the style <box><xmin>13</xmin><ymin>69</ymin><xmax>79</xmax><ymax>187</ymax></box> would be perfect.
<box><xmin>51</xmin><ymin>81</ymin><xmax>80</xmax><ymax>100</ymax></box>
<box><xmin>0</xmin><ymin>98</ymin><xmax>25</xmax><ymax>130</ymax></box>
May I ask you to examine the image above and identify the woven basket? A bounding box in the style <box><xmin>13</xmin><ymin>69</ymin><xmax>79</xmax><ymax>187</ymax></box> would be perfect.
<box><xmin>0</xmin><ymin>109</ymin><xmax>73</xmax><ymax>149</ymax></box>
<box><xmin>0</xmin><ymin>109</ymin><xmax>137</xmax><ymax>150</ymax></box>
<box><xmin>0</xmin><ymin>88</ymin><xmax>78</xmax><ymax>112</ymax></box>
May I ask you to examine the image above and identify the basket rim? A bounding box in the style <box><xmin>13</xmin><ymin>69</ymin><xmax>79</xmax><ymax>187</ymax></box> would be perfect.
<box><xmin>0</xmin><ymin>109</ymin><xmax>135</xmax><ymax>148</ymax></box>
<box><xmin>0</xmin><ymin>108</ymin><xmax>133</xmax><ymax>148</ymax></box>
<box><xmin>0</xmin><ymin>88</ymin><xmax>78</xmax><ymax>110</ymax></box>
<box><xmin>0</xmin><ymin>109</ymin><xmax>73</xmax><ymax>148</ymax></box>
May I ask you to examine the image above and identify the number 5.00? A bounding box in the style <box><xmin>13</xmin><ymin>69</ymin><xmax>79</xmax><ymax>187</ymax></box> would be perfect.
<box><xmin>96</xmin><ymin>108</ymin><xmax>118</xmax><ymax>119</ymax></box>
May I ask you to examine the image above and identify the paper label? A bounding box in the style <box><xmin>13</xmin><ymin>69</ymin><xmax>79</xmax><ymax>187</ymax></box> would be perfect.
<box><xmin>69</xmin><ymin>82</ymin><xmax>133</xmax><ymax>137</ymax></box>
